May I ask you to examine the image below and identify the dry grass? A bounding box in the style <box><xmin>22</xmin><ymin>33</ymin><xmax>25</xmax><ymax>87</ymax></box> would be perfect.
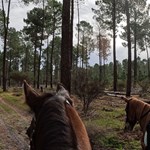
<box><xmin>79</xmin><ymin>96</ymin><xmax>142</xmax><ymax>150</ymax></box>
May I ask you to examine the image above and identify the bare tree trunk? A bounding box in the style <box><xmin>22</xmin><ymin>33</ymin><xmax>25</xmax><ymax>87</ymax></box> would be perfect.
<box><xmin>37</xmin><ymin>0</ymin><xmax>45</xmax><ymax>89</ymax></box>
<box><xmin>37</xmin><ymin>42</ymin><xmax>42</xmax><ymax>89</ymax></box>
<box><xmin>61</xmin><ymin>0</ymin><xmax>72</xmax><ymax>92</ymax></box>
<box><xmin>45</xmin><ymin>38</ymin><xmax>49</xmax><ymax>88</ymax></box>
<box><xmin>2</xmin><ymin>0</ymin><xmax>11</xmax><ymax>91</ymax></box>
<box><xmin>76</xmin><ymin>0</ymin><xmax>80</xmax><ymax>69</ymax></box>
<box><xmin>33</xmin><ymin>44</ymin><xmax>37</xmax><ymax>88</ymax></box>
<box><xmin>133</xmin><ymin>31</ymin><xmax>137</xmax><ymax>86</ymax></box>
<box><xmin>112</xmin><ymin>0</ymin><xmax>117</xmax><ymax>91</ymax></box>
<box><xmin>50</xmin><ymin>1</ymin><xmax>56</xmax><ymax>89</ymax></box>
<box><xmin>50</xmin><ymin>28</ymin><xmax>55</xmax><ymax>89</ymax></box>
<box><xmin>133</xmin><ymin>9</ymin><xmax>137</xmax><ymax>87</ymax></box>
<box><xmin>126</xmin><ymin>0</ymin><xmax>132</xmax><ymax>97</ymax></box>
<box><xmin>146</xmin><ymin>44</ymin><xmax>150</xmax><ymax>80</ymax></box>
<box><xmin>98</xmin><ymin>31</ymin><xmax>102</xmax><ymax>83</ymax></box>
<box><xmin>103</xmin><ymin>59</ymin><xmax>106</xmax><ymax>82</ymax></box>
<box><xmin>0</xmin><ymin>70</ymin><xmax>1</xmax><ymax>86</ymax></box>
<box><xmin>70</xmin><ymin>0</ymin><xmax>74</xmax><ymax>67</ymax></box>
<box><xmin>8</xmin><ymin>50</ymin><xmax>12</xmax><ymax>87</ymax></box>
<box><xmin>24</xmin><ymin>47</ymin><xmax>27</xmax><ymax>72</ymax></box>
<box><xmin>74</xmin><ymin>0</ymin><xmax>80</xmax><ymax>91</ymax></box>
<box><xmin>81</xmin><ymin>35</ymin><xmax>85</xmax><ymax>69</ymax></box>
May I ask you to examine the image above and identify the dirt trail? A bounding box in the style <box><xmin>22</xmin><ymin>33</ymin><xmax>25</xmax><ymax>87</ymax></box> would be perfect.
<box><xmin>0</xmin><ymin>97</ymin><xmax>31</xmax><ymax>150</ymax></box>
<box><xmin>0</xmin><ymin>98</ymin><xmax>29</xmax><ymax>122</ymax></box>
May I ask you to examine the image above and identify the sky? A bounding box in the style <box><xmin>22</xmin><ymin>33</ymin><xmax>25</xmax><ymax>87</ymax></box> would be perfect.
<box><xmin>0</xmin><ymin>0</ymin><xmax>149</xmax><ymax>66</ymax></box>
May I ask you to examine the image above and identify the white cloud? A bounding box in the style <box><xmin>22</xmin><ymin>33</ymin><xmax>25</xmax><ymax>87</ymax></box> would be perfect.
<box><xmin>9</xmin><ymin>3</ymin><xmax>36</xmax><ymax>31</ymax></box>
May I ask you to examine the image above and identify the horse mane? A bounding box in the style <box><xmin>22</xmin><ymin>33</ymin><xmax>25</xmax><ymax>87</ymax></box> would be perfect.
<box><xmin>34</xmin><ymin>95</ymin><xmax>77</xmax><ymax>150</ymax></box>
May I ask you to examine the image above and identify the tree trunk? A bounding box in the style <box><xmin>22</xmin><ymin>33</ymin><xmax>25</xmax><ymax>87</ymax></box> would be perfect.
<box><xmin>133</xmin><ymin>9</ymin><xmax>137</xmax><ymax>87</ymax></box>
<box><xmin>24</xmin><ymin>46</ymin><xmax>28</xmax><ymax>72</ymax></box>
<box><xmin>37</xmin><ymin>0</ymin><xmax>45</xmax><ymax>89</ymax></box>
<box><xmin>45</xmin><ymin>38</ymin><xmax>49</xmax><ymax>88</ymax></box>
<box><xmin>112</xmin><ymin>0</ymin><xmax>117</xmax><ymax>91</ymax></box>
<box><xmin>76</xmin><ymin>0</ymin><xmax>80</xmax><ymax>70</ymax></box>
<box><xmin>37</xmin><ymin>42</ymin><xmax>42</xmax><ymax>89</ymax></box>
<box><xmin>0</xmin><ymin>71</ymin><xmax>1</xmax><ymax>87</ymax></box>
<box><xmin>103</xmin><ymin>59</ymin><xmax>106</xmax><ymax>82</ymax></box>
<box><xmin>70</xmin><ymin>0</ymin><xmax>74</xmax><ymax>67</ymax></box>
<box><xmin>54</xmin><ymin>64</ymin><xmax>59</xmax><ymax>83</ymax></box>
<box><xmin>61</xmin><ymin>0</ymin><xmax>72</xmax><ymax>92</ymax></box>
<box><xmin>146</xmin><ymin>44</ymin><xmax>150</xmax><ymax>80</ymax></box>
<box><xmin>133</xmin><ymin>30</ymin><xmax>137</xmax><ymax>86</ymax></box>
<box><xmin>2</xmin><ymin>0</ymin><xmax>11</xmax><ymax>91</ymax></box>
<box><xmin>98</xmin><ymin>33</ymin><xmax>102</xmax><ymax>83</ymax></box>
<box><xmin>74</xmin><ymin>0</ymin><xmax>80</xmax><ymax>92</ymax></box>
<box><xmin>50</xmin><ymin>16</ymin><xmax>55</xmax><ymax>89</ymax></box>
<box><xmin>8</xmin><ymin>50</ymin><xmax>12</xmax><ymax>87</ymax></box>
<box><xmin>33</xmin><ymin>44</ymin><xmax>37</xmax><ymax>88</ymax></box>
<box><xmin>50</xmin><ymin>31</ymin><xmax>55</xmax><ymax>89</ymax></box>
<box><xmin>81</xmin><ymin>34</ymin><xmax>85</xmax><ymax>69</ymax></box>
<box><xmin>126</xmin><ymin>0</ymin><xmax>132</xmax><ymax>97</ymax></box>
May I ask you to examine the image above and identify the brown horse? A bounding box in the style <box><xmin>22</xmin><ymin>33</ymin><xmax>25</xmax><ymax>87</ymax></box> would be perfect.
<box><xmin>122</xmin><ymin>96</ymin><xmax>150</xmax><ymax>150</ymax></box>
<box><xmin>24</xmin><ymin>80</ymin><xmax>91</xmax><ymax>150</ymax></box>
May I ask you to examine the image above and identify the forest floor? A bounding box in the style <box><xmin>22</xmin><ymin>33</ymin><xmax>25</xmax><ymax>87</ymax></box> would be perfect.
<box><xmin>0</xmin><ymin>88</ymin><xmax>145</xmax><ymax>150</ymax></box>
<box><xmin>83</xmin><ymin>95</ymin><xmax>142</xmax><ymax>150</ymax></box>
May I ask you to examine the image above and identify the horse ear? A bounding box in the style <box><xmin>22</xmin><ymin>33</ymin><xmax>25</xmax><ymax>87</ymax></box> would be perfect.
<box><xmin>121</xmin><ymin>96</ymin><xmax>131</xmax><ymax>102</ymax></box>
<box><xmin>56</xmin><ymin>83</ymin><xmax>70</xmax><ymax>97</ymax></box>
<box><xmin>23</xmin><ymin>80</ymin><xmax>40</xmax><ymax>110</ymax></box>
<box><xmin>56</xmin><ymin>83</ymin><xmax>66</xmax><ymax>92</ymax></box>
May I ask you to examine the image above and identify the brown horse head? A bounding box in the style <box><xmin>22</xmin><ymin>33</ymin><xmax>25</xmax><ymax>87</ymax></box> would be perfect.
<box><xmin>122</xmin><ymin>96</ymin><xmax>150</xmax><ymax>150</ymax></box>
<box><xmin>122</xmin><ymin>96</ymin><xmax>150</xmax><ymax>132</ymax></box>
<box><xmin>24</xmin><ymin>80</ymin><xmax>91</xmax><ymax>150</ymax></box>
<box><xmin>122</xmin><ymin>96</ymin><xmax>137</xmax><ymax>131</ymax></box>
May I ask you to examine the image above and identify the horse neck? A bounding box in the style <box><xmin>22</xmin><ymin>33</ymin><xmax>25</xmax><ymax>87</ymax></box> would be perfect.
<box><xmin>34</xmin><ymin>100</ymin><xmax>77</xmax><ymax>150</ymax></box>
<box><xmin>65</xmin><ymin>104</ymin><xmax>91</xmax><ymax>150</ymax></box>
<box><xmin>138</xmin><ymin>103</ymin><xmax>150</xmax><ymax>132</ymax></box>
